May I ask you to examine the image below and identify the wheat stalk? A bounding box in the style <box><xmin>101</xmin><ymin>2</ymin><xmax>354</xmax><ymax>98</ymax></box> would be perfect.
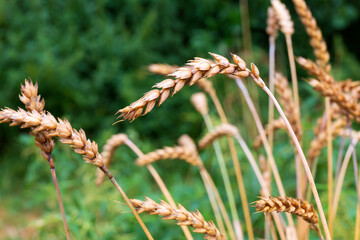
<box><xmin>253</xmin><ymin>119</ymin><xmax>285</xmax><ymax>149</ymax></box>
<box><xmin>0</xmin><ymin>107</ymin><xmax>154</xmax><ymax>240</ymax></box>
<box><xmin>131</xmin><ymin>197</ymin><xmax>225</xmax><ymax>240</ymax></box>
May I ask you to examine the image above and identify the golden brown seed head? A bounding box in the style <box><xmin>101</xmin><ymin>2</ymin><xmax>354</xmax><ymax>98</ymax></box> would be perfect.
<box><xmin>191</xmin><ymin>92</ymin><xmax>208</xmax><ymax>116</ymax></box>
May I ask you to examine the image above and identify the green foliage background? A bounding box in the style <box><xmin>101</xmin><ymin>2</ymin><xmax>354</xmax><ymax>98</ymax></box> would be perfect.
<box><xmin>0</xmin><ymin>0</ymin><xmax>360</xmax><ymax>239</ymax></box>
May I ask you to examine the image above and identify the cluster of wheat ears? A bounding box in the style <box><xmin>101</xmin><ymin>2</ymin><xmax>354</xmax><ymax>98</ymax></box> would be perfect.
<box><xmin>1</xmin><ymin>0</ymin><xmax>360</xmax><ymax>239</ymax></box>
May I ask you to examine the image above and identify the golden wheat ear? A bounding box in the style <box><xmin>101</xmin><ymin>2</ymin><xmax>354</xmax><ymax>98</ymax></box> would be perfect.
<box><xmin>131</xmin><ymin>197</ymin><xmax>225</xmax><ymax>240</ymax></box>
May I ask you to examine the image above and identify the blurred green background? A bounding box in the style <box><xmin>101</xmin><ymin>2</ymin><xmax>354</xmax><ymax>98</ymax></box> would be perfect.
<box><xmin>0</xmin><ymin>0</ymin><xmax>360</xmax><ymax>239</ymax></box>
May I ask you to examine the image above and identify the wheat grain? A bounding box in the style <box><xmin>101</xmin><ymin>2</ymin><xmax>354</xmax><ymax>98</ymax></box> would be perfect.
<box><xmin>131</xmin><ymin>197</ymin><xmax>224</xmax><ymax>240</ymax></box>
<box><xmin>197</xmin><ymin>124</ymin><xmax>239</xmax><ymax>150</ymax></box>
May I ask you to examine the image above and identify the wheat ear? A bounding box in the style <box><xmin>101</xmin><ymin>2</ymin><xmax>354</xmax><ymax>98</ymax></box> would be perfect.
<box><xmin>131</xmin><ymin>197</ymin><xmax>225</xmax><ymax>240</ymax></box>
<box><xmin>19</xmin><ymin>80</ymin><xmax>71</xmax><ymax>239</ymax></box>
<box><xmin>253</xmin><ymin>119</ymin><xmax>285</xmax><ymax>149</ymax></box>
<box><xmin>148</xmin><ymin>63</ymin><xmax>179</xmax><ymax>75</ymax></box>
<box><xmin>254</xmin><ymin>196</ymin><xmax>323</xmax><ymax>239</ymax></box>
<box><xmin>197</xmin><ymin>123</ymin><xmax>238</xmax><ymax>150</ymax></box>
<box><xmin>291</xmin><ymin>0</ymin><xmax>330</xmax><ymax>71</ymax></box>
<box><xmin>0</xmin><ymin>107</ymin><xmax>154</xmax><ymax>240</ymax></box>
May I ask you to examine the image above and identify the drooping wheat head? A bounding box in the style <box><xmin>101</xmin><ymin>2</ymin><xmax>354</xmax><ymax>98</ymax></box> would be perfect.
<box><xmin>131</xmin><ymin>197</ymin><xmax>225</xmax><ymax>240</ymax></box>
<box><xmin>197</xmin><ymin>124</ymin><xmax>239</xmax><ymax>150</ymax></box>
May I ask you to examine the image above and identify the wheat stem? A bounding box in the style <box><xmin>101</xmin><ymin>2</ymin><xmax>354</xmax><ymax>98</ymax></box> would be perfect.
<box><xmin>100</xmin><ymin>166</ymin><xmax>154</xmax><ymax>240</ymax></box>
<box><xmin>355</xmin><ymin>169</ymin><xmax>360</xmax><ymax>240</ymax></box>
<box><xmin>124</xmin><ymin>138</ymin><xmax>194</xmax><ymax>240</ymax></box>
<box><xmin>206</xmin><ymin>89</ymin><xmax>254</xmax><ymax>240</ymax></box>
<box><xmin>330</xmin><ymin>137</ymin><xmax>358</xmax><ymax>231</ymax></box>
<box><xmin>47</xmin><ymin>154</ymin><xmax>71</xmax><ymax>240</ymax></box>
<box><xmin>203</xmin><ymin>113</ymin><xmax>243</xmax><ymax>240</ymax></box>
<box><xmin>260</xmin><ymin>84</ymin><xmax>331</xmax><ymax>240</ymax></box>
<box><xmin>235</xmin><ymin>78</ymin><xmax>295</xmax><ymax>231</ymax></box>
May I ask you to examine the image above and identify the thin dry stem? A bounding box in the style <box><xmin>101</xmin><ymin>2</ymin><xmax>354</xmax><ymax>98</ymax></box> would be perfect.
<box><xmin>253</xmin><ymin>118</ymin><xmax>286</xmax><ymax>149</ymax></box>
<box><xmin>131</xmin><ymin>197</ymin><xmax>225</xmax><ymax>240</ymax></box>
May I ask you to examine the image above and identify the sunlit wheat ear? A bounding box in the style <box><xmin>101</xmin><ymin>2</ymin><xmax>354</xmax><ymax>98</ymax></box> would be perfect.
<box><xmin>0</xmin><ymin>107</ymin><xmax>153</xmax><ymax>240</ymax></box>
<box><xmin>116</xmin><ymin>53</ymin><xmax>252</xmax><ymax>122</ymax></box>
<box><xmin>148</xmin><ymin>63</ymin><xmax>179</xmax><ymax>75</ymax></box>
<box><xmin>291</xmin><ymin>0</ymin><xmax>330</xmax><ymax>72</ymax></box>
<box><xmin>19</xmin><ymin>79</ymin><xmax>70</xmax><ymax>239</ymax></box>
<box><xmin>254</xmin><ymin>197</ymin><xmax>321</xmax><ymax>233</ymax></box>
<box><xmin>96</xmin><ymin>133</ymin><xmax>128</xmax><ymax>186</ymax></box>
<box><xmin>271</xmin><ymin>0</ymin><xmax>294</xmax><ymax>36</ymax></box>
<box><xmin>197</xmin><ymin>124</ymin><xmax>238</xmax><ymax>150</ymax></box>
<box><xmin>191</xmin><ymin>92</ymin><xmax>209</xmax><ymax>116</ymax></box>
<box><xmin>131</xmin><ymin>197</ymin><xmax>225</xmax><ymax>240</ymax></box>
<box><xmin>135</xmin><ymin>145</ymin><xmax>200</xmax><ymax>166</ymax></box>
<box><xmin>266</xmin><ymin>7</ymin><xmax>279</xmax><ymax>38</ymax></box>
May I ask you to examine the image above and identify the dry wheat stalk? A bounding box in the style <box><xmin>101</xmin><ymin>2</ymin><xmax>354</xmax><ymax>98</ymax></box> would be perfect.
<box><xmin>197</xmin><ymin>124</ymin><xmax>239</xmax><ymax>150</ymax></box>
<box><xmin>253</xmin><ymin>118</ymin><xmax>286</xmax><ymax>149</ymax></box>
<box><xmin>117</xmin><ymin>52</ymin><xmax>262</xmax><ymax>122</ymax></box>
<box><xmin>291</xmin><ymin>0</ymin><xmax>330</xmax><ymax>72</ymax></box>
<box><xmin>254</xmin><ymin>196</ymin><xmax>320</xmax><ymax>231</ymax></box>
<box><xmin>148</xmin><ymin>63</ymin><xmax>178</xmax><ymax>76</ymax></box>
<box><xmin>135</xmin><ymin>145</ymin><xmax>200</xmax><ymax>166</ymax></box>
<box><xmin>131</xmin><ymin>197</ymin><xmax>224</xmax><ymax>240</ymax></box>
<box><xmin>271</xmin><ymin>0</ymin><xmax>293</xmax><ymax>35</ymax></box>
<box><xmin>191</xmin><ymin>93</ymin><xmax>209</xmax><ymax>116</ymax></box>
<box><xmin>307</xmin><ymin>117</ymin><xmax>347</xmax><ymax>164</ymax></box>
<box><xmin>96</xmin><ymin>133</ymin><xmax>128</xmax><ymax>186</ymax></box>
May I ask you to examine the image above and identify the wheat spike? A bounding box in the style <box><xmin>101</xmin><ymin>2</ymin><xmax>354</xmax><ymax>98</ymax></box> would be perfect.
<box><xmin>275</xmin><ymin>73</ymin><xmax>302</xmax><ymax>141</ymax></box>
<box><xmin>116</xmin><ymin>53</ymin><xmax>263</xmax><ymax>121</ymax></box>
<box><xmin>307</xmin><ymin>117</ymin><xmax>347</xmax><ymax>164</ymax></box>
<box><xmin>96</xmin><ymin>133</ymin><xmax>128</xmax><ymax>186</ymax></box>
<box><xmin>254</xmin><ymin>196</ymin><xmax>319</xmax><ymax>228</ymax></box>
<box><xmin>292</xmin><ymin>0</ymin><xmax>330</xmax><ymax>72</ymax></box>
<box><xmin>253</xmin><ymin>118</ymin><xmax>286</xmax><ymax>149</ymax></box>
<box><xmin>197</xmin><ymin>124</ymin><xmax>239</xmax><ymax>150</ymax></box>
<box><xmin>266</xmin><ymin>7</ymin><xmax>279</xmax><ymax>38</ymax></box>
<box><xmin>131</xmin><ymin>197</ymin><xmax>224</xmax><ymax>240</ymax></box>
<box><xmin>191</xmin><ymin>92</ymin><xmax>209</xmax><ymax>116</ymax></box>
<box><xmin>19</xmin><ymin>79</ymin><xmax>55</xmax><ymax>160</ymax></box>
<box><xmin>148</xmin><ymin>63</ymin><xmax>179</xmax><ymax>76</ymax></box>
<box><xmin>135</xmin><ymin>145</ymin><xmax>200</xmax><ymax>166</ymax></box>
<box><xmin>271</xmin><ymin>0</ymin><xmax>294</xmax><ymax>35</ymax></box>
<box><xmin>0</xmin><ymin>108</ymin><xmax>105</xmax><ymax>168</ymax></box>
